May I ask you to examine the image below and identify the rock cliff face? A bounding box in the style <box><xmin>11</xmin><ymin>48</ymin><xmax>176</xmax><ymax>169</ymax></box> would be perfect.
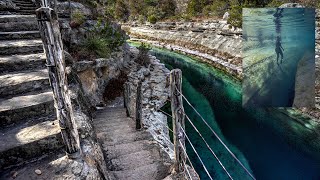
<box><xmin>124</xmin><ymin>47</ymin><xmax>174</xmax><ymax>159</ymax></box>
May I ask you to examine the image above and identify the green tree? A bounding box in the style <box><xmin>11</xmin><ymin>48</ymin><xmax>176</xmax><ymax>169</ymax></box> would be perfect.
<box><xmin>115</xmin><ymin>0</ymin><xmax>129</xmax><ymax>21</ymax></box>
<box><xmin>129</xmin><ymin>0</ymin><xmax>145</xmax><ymax>17</ymax></box>
<box><xmin>159</xmin><ymin>0</ymin><xmax>176</xmax><ymax>18</ymax></box>
<box><xmin>187</xmin><ymin>0</ymin><xmax>202</xmax><ymax>16</ymax></box>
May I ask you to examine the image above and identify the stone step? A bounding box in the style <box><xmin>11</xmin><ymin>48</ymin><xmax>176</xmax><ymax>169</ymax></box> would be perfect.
<box><xmin>0</xmin><ymin>69</ymin><xmax>50</xmax><ymax>98</ymax></box>
<box><xmin>13</xmin><ymin>9</ymin><xmax>36</xmax><ymax>14</ymax></box>
<box><xmin>103</xmin><ymin>140</ymin><xmax>154</xmax><ymax>160</ymax></box>
<box><xmin>0</xmin><ymin>90</ymin><xmax>54</xmax><ymax>126</ymax></box>
<box><xmin>17</xmin><ymin>6</ymin><xmax>36</xmax><ymax>10</ymax></box>
<box><xmin>95</xmin><ymin>108</ymin><xmax>128</xmax><ymax>118</ymax></box>
<box><xmin>94</xmin><ymin>116</ymin><xmax>132</xmax><ymax>124</ymax></box>
<box><xmin>110</xmin><ymin>150</ymin><xmax>158</xmax><ymax>171</ymax></box>
<box><xmin>12</xmin><ymin>1</ymin><xmax>34</xmax><ymax>6</ymax></box>
<box><xmin>0</xmin><ymin>53</ymin><xmax>46</xmax><ymax>73</ymax></box>
<box><xmin>94</xmin><ymin>118</ymin><xmax>135</xmax><ymax>130</ymax></box>
<box><xmin>0</xmin><ymin>15</ymin><xmax>35</xmax><ymax>23</ymax></box>
<box><xmin>0</xmin><ymin>117</ymin><xmax>62</xmax><ymax>170</ymax></box>
<box><xmin>95</xmin><ymin>122</ymin><xmax>137</xmax><ymax>135</ymax></box>
<box><xmin>96</xmin><ymin>107</ymin><xmax>126</xmax><ymax>114</ymax></box>
<box><xmin>0</xmin><ymin>31</ymin><xmax>40</xmax><ymax>40</ymax></box>
<box><xmin>112</xmin><ymin>162</ymin><xmax>170</xmax><ymax>180</ymax></box>
<box><xmin>0</xmin><ymin>39</ymin><xmax>43</xmax><ymax>55</ymax></box>
<box><xmin>97</xmin><ymin>130</ymin><xmax>152</xmax><ymax>146</ymax></box>
<box><xmin>14</xmin><ymin>3</ymin><xmax>35</xmax><ymax>7</ymax></box>
<box><xmin>0</xmin><ymin>21</ymin><xmax>38</xmax><ymax>32</ymax></box>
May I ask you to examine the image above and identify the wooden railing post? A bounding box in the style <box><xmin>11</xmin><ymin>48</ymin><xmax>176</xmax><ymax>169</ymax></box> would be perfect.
<box><xmin>135</xmin><ymin>81</ymin><xmax>143</xmax><ymax>130</ymax></box>
<box><xmin>123</xmin><ymin>82</ymin><xmax>130</xmax><ymax>117</ymax></box>
<box><xmin>170</xmin><ymin>69</ymin><xmax>186</xmax><ymax>173</ymax></box>
<box><xmin>35</xmin><ymin>0</ymin><xmax>80</xmax><ymax>158</ymax></box>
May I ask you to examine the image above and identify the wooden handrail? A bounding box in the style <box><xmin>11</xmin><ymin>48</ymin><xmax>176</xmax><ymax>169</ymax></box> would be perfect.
<box><xmin>35</xmin><ymin>0</ymin><xmax>80</xmax><ymax>158</ymax></box>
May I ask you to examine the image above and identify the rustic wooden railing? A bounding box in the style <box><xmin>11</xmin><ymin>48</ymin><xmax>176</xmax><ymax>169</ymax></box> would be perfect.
<box><xmin>35</xmin><ymin>0</ymin><xmax>80</xmax><ymax>158</ymax></box>
<box><xmin>170</xmin><ymin>69</ymin><xmax>186</xmax><ymax>173</ymax></box>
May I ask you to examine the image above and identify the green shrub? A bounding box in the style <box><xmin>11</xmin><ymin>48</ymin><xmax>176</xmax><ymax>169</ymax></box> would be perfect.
<box><xmin>138</xmin><ymin>15</ymin><xmax>146</xmax><ymax>24</ymax></box>
<box><xmin>209</xmin><ymin>0</ymin><xmax>229</xmax><ymax>17</ymax></box>
<box><xmin>148</xmin><ymin>15</ymin><xmax>157</xmax><ymax>24</ymax></box>
<box><xmin>83</xmin><ymin>35</ymin><xmax>109</xmax><ymax>58</ymax></box>
<box><xmin>187</xmin><ymin>0</ymin><xmax>200</xmax><ymax>16</ymax></box>
<box><xmin>115</xmin><ymin>0</ymin><xmax>129</xmax><ymax>21</ymax></box>
<box><xmin>228</xmin><ymin>4</ymin><xmax>243</xmax><ymax>28</ymax></box>
<box><xmin>71</xmin><ymin>10</ymin><xmax>86</xmax><ymax>26</ymax></box>
<box><xmin>266</xmin><ymin>0</ymin><xmax>285</xmax><ymax>7</ymax></box>
<box><xmin>81</xmin><ymin>20</ymin><xmax>127</xmax><ymax>59</ymax></box>
<box><xmin>159</xmin><ymin>0</ymin><xmax>176</xmax><ymax>18</ymax></box>
<box><xmin>136</xmin><ymin>43</ymin><xmax>151</xmax><ymax>66</ymax></box>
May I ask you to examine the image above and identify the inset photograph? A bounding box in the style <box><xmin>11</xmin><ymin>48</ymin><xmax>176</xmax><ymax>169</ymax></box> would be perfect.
<box><xmin>243</xmin><ymin>8</ymin><xmax>315</xmax><ymax>107</ymax></box>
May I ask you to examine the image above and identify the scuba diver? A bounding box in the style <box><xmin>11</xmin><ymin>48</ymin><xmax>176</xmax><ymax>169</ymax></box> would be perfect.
<box><xmin>274</xmin><ymin>8</ymin><xmax>284</xmax><ymax>64</ymax></box>
<box><xmin>275</xmin><ymin>36</ymin><xmax>284</xmax><ymax>64</ymax></box>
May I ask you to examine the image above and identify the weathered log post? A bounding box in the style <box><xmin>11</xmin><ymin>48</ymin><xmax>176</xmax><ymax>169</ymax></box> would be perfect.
<box><xmin>123</xmin><ymin>82</ymin><xmax>130</xmax><ymax>117</ymax></box>
<box><xmin>135</xmin><ymin>81</ymin><xmax>143</xmax><ymax>130</ymax></box>
<box><xmin>35</xmin><ymin>0</ymin><xmax>80</xmax><ymax>158</ymax></box>
<box><xmin>170</xmin><ymin>69</ymin><xmax>186</xmax><ymax>173</ymax></box>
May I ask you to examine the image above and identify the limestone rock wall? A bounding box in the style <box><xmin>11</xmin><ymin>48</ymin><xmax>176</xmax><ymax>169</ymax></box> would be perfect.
<box><xmin>73</xmin><ymin>44</ymin><xmax>131</xmax><ymax>106</ymax></box>
<box><xmin>124</xmin><ymin>47</ymin><xmax>174</xmax><ymax>159</ymax></box>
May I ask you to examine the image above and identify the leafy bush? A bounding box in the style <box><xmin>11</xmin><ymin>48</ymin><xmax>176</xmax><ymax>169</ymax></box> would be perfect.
<box><xmin>187</xmin><ymin>0</ymin><xmax>200</xmax><ymax>16</ymax></box>
<box><xmin>266</xmin><ymin>0</ymin><xmax>286</xmax><ymax>7</ymax></box>
<box><xmin>228</xmin><ymin>4</ymin><xmax>243</xmax><ymax>28</ymax></box>
<box><xmin>206</xmin><ymin>1</ymin><xmax>229</xmax><ymax>17</ymax></box>
<box><xmin>159</xmin><ymin>0</ymin><xmax>176</xmax><ymax>18</ymax></box>
<box><xmin>148</xmin><ymin>15</ymin><xmax>157</xmax><ymax>24</ymax></box>
<box><xmin>138</xmin><ymin>15</ymin><xmax>146</xmax><ymax>24</ymax></box>
<box><xmin>136</xmin><ymin>43</ymin><xmax>151</xmax><ymax>67</ymax></box>
<box><xmin>83</xmin><ymin>35</ymin><xmax>109</xmax><ymax>58</ymax></box>
<box><xmin>80</xmin><ymin>20</ymin><xmax>127</xmax><ymax>59</ymax></box>
<box><xmin>71</xmin><ymin>10</ymin><xmax>86</xmax><ymax>26</ymax></box>
<box><xmin>115</xmin><ymin>0</ymin><xmax>129</xmax><ymax>21</ymax></box>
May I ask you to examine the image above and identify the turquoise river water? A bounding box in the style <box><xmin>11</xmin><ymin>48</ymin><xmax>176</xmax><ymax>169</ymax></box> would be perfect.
<box><xmin>129</xmin><ymin>43</ymin><xmax>320</xmax><ymax>180</ymax></box>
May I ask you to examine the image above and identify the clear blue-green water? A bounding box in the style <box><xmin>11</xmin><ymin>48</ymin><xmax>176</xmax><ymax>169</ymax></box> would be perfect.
<box><xmin>129</xmin><ymin>43</ymin><xmax>320</xmax><ymax>179</ymax></box>
<box><xmin>242</xmin><ymin>8</ymin><xmax>315</xmax><ymax>107</ymax></box>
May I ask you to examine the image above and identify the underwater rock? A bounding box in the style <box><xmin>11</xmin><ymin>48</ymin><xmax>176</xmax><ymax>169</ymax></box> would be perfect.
<box><xmin>293</xmin><ymin>52</ymin><xmax>315</xmax><ymax>107</ymax></box>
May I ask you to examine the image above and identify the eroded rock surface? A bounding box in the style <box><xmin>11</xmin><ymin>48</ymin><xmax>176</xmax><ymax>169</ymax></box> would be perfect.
<box><xmin>124</xmin><ymin>47</ymin><xmax>174</xmax><ymax>159</ymax></box>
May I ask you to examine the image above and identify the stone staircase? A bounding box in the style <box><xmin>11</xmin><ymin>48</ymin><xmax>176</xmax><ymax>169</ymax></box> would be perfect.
<box><xmin>94</xmin><ymin>107</ymin><xmax>171</xmax><ymax>180</ymax></box>
<box><xmin>3</xmin><ymin>0</ymin><xmax>38</xmax><ymax>15</ymax></box>
<box><xmin>0</xmin><ymin>1</ymin><xmax>63</xmax><ymax>173</ymax></box>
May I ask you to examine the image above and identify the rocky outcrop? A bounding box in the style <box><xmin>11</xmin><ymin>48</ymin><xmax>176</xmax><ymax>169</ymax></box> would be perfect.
<box><xmin>124</xmin><ymin>47</ymin><xmax>174</xmax><ymax>159</ymax></box>
<box><xmin>57</xmin><ymin>1</ymin><xmax>92</xmax><ymax>18</ymax></box>
<box><xmin>73</xmin><ymin>45</ymin><xmax>131</xmax><ymax>106</ymax></box>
